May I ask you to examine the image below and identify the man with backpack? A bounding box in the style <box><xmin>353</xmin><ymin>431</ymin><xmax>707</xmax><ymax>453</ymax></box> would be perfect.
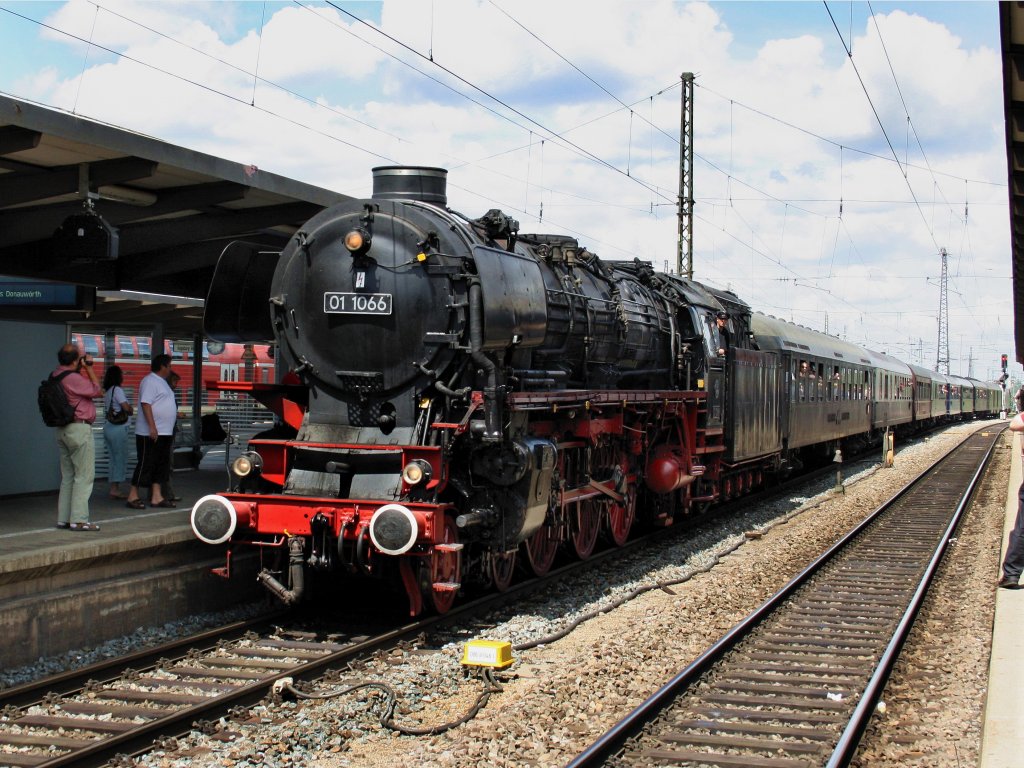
<box><xmin>51</xmin><ymin>343</ymin><xmax>102</xmax><ymax>531</ymax></box>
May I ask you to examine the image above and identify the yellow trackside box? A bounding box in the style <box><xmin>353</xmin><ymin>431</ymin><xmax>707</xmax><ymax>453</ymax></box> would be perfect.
<box><xmin>460</xmin><ymin>639</ymin><xmax>514</xmax><ymax>669</ymax></box>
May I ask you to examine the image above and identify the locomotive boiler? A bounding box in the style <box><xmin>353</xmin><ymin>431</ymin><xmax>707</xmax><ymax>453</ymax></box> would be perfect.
<box><xmin>191</xmin><ymin>166</ymin><xmax>778</xmax><ymax>614</ymax></box>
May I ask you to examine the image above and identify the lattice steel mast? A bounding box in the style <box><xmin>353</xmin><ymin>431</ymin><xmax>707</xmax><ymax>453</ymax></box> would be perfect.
<box><xmin>936</xmin><ymin>247</ymin><xmax>950</xmax><ymax>374</ymax></box>
<box><xmin>677</xmin><ymin>72</ymin><xmax>694</xmax><ymax>279</ymax></box>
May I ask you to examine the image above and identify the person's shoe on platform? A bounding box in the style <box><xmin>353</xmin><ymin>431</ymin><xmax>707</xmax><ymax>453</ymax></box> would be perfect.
<box><xmin>998</xmin><ymin>574</ymin><xmax>1021</xmax><ymax>589</ymax></box>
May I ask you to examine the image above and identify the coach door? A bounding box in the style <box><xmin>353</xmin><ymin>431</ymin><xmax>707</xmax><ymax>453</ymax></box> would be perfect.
<box><xmin>220</xmin><ymin>362</ymin><xmax>239</xmax><ymax>382</ymax></box>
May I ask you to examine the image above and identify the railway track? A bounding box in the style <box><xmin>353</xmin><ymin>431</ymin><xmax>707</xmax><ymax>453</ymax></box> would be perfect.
<box><xmin>567</xmin><ymin>424</ymin><xmax>1003</xmax><ymax>768</ymax></box>
<box><xmin>0</xmin><ymin>618</ymin><xmax>369</xmax><ymax>768</ymax></box>
<box><xmin>0</xmin><ymin>433</ymin><xmax>939</xmax><ymax>768</ymax></box>
<box><xmin>0</xmin><ymin>530</ymin><xmax>681</xmax><ymax>767</ymax></box>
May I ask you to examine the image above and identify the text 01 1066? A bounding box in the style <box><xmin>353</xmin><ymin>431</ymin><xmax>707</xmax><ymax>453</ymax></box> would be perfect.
<box><xmin>323</xmin><ymin>292</ymin><xmax>393</xmax><ymax>315</ymax></box>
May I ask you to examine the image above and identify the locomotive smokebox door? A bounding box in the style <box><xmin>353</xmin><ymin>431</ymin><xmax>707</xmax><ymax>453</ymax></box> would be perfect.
<box><xmin>272</xmin><ymin>200</ymin><xmax>460</xmax><ymax>417</ymax></box>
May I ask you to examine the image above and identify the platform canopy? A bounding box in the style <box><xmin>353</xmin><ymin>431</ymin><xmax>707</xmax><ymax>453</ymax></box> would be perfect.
<box><xmin>0</xmin><ymin>94</ymin><xmax>349</xmax><ymax>336</ymax></box>
<box><xmin>1002</xmin><ymin>2</ymin><xmax>1024</xmax><ymax>364</ymax></box>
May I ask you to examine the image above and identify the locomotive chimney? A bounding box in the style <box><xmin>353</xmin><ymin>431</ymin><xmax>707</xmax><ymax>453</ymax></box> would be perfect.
<box><xmin>371</xmin><ymin>166</ymin><xmax>447</xmax><ymax>207</ymax></box>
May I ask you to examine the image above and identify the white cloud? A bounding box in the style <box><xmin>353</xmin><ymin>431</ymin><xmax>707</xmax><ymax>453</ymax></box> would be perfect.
<box><xmin>9</xmin><ymin>0</ymin><xmax>1011</xmax><ymax>377</ymax></box>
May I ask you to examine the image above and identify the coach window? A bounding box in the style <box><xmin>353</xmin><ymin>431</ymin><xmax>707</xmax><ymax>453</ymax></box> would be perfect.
<box><xmin>82</xmin><ymin>336</ymin><xmax>100</xmax><ymax>356</ymax></box>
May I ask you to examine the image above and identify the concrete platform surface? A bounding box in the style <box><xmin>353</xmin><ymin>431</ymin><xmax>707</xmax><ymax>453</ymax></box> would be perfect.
<box><xmin>980</xmin><ymin>432</ymin><xmax>1024</xmax><ymax>767</ymax></box>
<box><xmin>0</xmin><ymin>467</ymin><xmax>231</xmax><ymax>573</ymax></box>
<box><xmin>0</xmin><ymin>467</ymin><xmax>262</xmax><ymax>668</ymax></box>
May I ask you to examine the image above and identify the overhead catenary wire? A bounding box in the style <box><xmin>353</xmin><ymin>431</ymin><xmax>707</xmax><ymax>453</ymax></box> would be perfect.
<box><xmin>250</xmin><ymin>1</ymin><xmax>268</xmax><ymax>106</ymax></box>
<box><xmin>867</xmin><ymin>0</ymin><xmax>965</xmax><ymax>222</ymax></box>
<box><xmin>0</xmin><ymin>2</ymin><xmax>654</xmax><ymax>258</ymax></box>
<box><xmin>320</xmin><ymin>0</ymin><xmax>676</xmax><ymax>206</ymax></box>
<box><xmin>0</xmin><ymin>4</ymin><xmax>399</xmax><ymax>162</ymax></box>
<box><xmin>822</xmin><ymin>0</ymin><xmax>942</xmax><ymax>253</ymax></box>
<box><xmin>1</xmin><ymin>1</ymin><xmax>1006</xmax><ymax>365</ymax></box>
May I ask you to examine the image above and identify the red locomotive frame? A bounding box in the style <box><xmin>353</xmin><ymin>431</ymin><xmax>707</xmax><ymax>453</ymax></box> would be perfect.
<box><xmin>205</xmin><ymin>380</ymin><xmax>718</xmax><ymax>615</ymax></box>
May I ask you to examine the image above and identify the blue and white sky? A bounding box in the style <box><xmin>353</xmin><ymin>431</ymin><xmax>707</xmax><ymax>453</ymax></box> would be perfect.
<box><xmin>0</xmin><ymin>1</ymin><xmax>1013</xmax><ymax>380</ymax></box>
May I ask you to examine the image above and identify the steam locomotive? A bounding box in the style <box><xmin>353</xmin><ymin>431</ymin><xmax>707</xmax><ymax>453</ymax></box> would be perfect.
<box><xmin>190</xmin><ymin>166</ymin><xmax>1000</xmax><ymax>615</ymax></box>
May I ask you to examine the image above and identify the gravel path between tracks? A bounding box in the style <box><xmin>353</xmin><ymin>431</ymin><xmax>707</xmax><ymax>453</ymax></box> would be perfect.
<box><xmin>131</xmin><ymin>420</ymin><xmax>1005</xmax><ymax>768</ymax></box>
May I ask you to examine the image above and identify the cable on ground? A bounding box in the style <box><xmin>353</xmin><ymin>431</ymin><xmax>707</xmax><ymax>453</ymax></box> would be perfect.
<box><xmin>276</xmin><ymin>667</ymin><xmax>502</xmax><ymax>736</ymax></box>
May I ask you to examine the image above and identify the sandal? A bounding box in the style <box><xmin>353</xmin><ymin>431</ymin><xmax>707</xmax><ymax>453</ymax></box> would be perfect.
<box><xmin>125</xmin><ymin>499</ymin><xmax>146</xmax><ymax>510</ymax></box>
<box><xmin>56</xmin><ymin>522</ymin><xmax>70</xmax><ymax>529</ymax></box>
<box><xmin>151</xmin><ymin>500</ymin><xmax>177</xmax><ymax>508</ymax></box>
<box><xmin>70</xmin><ymin>522</ymin><xmax>100</xmax><ymax>531</ymax></box>
<box><xmin>109</xmin><ymin>492</ymin><xmax>128</xmax><ymax>499</ymax></box>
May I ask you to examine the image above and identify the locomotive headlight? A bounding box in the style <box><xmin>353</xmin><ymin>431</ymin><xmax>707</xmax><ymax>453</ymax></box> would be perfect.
<box><xmin>344</xmin><ymin>228</ymin><xmax>370</xmax><ymax>253</ymax></box>
<box><xmin>402</xmin><ymin>459</ymin><xmax>432</xmax><ymax>486</ymax></box>
<box><xmin>232</xmin><ymin>451</ymin><xmax>263</xmax><ymax>478</ymax></box>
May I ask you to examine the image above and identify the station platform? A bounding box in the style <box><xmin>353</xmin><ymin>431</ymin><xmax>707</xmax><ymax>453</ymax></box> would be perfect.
<box><xmin>0</xmin><ymin>466</ymin><xmax>228</xmax><ymax>567</ymax></box>
<box><xmin>0</xmin><ymin>466</ymin><xmax>261</xmax><ymax>670</ymax></box>
<box><xmin>981</xmin><ymin>430</ymin><xmax>1024</xmax><ymax>767</ymax></box>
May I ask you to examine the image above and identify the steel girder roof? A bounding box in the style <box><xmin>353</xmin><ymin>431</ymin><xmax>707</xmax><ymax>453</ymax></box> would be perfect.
<box><xmin>0</xmin><ymin>94</ymin><xmax>350</xmax><ymax>336</ymax></box>
<box><xmin>1002</xmin><ymin>2</ymin><xmax>1024</xmax><ymax>363</ymax></box>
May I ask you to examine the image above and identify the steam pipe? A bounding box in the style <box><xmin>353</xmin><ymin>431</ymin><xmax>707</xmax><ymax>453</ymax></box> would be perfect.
<box><xmin>435</xmin><ymin>380</ymin><xmax>472</xmax><ymax>398</ymax></box>
<box><xmin>616</xmin><ymin>368</ymin><xmax>672</xmax><ymax>379</ymax></box>
<box><xmin>255</xmin><ymin>537</ymin><xmax>306</xmax><ymax>605</ymax></box>
<box><xmin>511</xmin><ymin>369</ymin><xmax>569</xmax><ymax>379</ymax></box>
<box><xmin>468</xmin><ymin>278</ymin><xmax>501</xmax><ymax>442</ymax></box>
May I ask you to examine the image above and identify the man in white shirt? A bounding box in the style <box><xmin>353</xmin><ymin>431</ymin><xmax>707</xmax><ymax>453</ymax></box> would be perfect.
<box><xmin>125</xmin><ymin>354</ymin><xmax>177</xmax><ymax>509</ymax></box>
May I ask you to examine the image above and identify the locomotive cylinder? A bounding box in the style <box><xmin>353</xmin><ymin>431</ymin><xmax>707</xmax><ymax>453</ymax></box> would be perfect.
<box><xmin>645</xmin><ymin>446</ymin><xmax>696</xmax><ymax>495</ymax></box>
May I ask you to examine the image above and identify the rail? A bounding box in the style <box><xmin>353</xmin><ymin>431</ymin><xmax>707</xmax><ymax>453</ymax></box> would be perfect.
<box><xmin>567</xmin><ymin>424</ymin><xmax>1004</xmax><ymax>768</ymax></box>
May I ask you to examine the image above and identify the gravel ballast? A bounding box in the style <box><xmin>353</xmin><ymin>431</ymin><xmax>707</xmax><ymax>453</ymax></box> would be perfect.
<box><xmin>25</xmin><ymin>421</ymin><xmax>1005</xmax><ymax>768</ymax></box>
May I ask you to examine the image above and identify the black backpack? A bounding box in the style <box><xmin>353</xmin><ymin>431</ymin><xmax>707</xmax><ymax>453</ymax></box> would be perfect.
<box><xmin>38</xmin><ymin>370</ymin><xmax>76</xmax><ymax>427</ymax></box>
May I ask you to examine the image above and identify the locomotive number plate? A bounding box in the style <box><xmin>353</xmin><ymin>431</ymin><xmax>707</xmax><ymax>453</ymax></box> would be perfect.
<box><xmin>323</xmin><ymin>292</ymin><xmax>393</xmax><ymax>315</ymax></box>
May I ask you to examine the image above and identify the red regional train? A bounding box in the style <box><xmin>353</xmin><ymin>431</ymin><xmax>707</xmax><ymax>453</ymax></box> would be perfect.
<box><xmin>70</xmin><ymin>334</ymin><xmax>276</xmax><ymax>407</ymax></box>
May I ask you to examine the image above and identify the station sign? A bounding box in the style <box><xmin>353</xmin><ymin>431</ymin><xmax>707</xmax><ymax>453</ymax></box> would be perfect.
<box><xmin>0</xmin><ymin>278</ymin><xmax>95</xmax><ymax>311</ymax></box>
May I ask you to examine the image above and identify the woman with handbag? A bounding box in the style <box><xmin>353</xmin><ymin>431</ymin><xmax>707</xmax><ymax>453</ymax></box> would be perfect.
<box><xmin>102</xmin><ymin>365</ymin><xmax>133</xmax><ymax>499</ymax></box>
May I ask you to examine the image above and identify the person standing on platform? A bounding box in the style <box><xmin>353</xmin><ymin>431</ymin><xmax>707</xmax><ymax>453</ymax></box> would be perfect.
<box><xmin>162</xmin><ymin>370</ymin><xmax>182</xmax><ymax>503</ymax></box>
<box><xmin>101</xmin><ymin>365</ymin><xmax>133</xmax><ymax>499</ymax></box>
<box><xmin>125</xmin><ymin>354</ymin><xmax>177</xmax><ymax>509</ymax></box>
<box><xmin>53</xmin><ymin>343</ymin><xmax>102</xmax><ymax>531</ymax></box>
<box><xmin>1000</xmin><ymin>411</ymin><xmax>1024</xmax><ymax>589</ymax></box>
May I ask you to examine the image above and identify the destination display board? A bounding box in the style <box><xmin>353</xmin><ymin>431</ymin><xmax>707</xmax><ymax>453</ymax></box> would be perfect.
<box><xmin>0</xmin><ymin>278</ymin><xmax>95</xmax><ymax>311</ymax></box>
